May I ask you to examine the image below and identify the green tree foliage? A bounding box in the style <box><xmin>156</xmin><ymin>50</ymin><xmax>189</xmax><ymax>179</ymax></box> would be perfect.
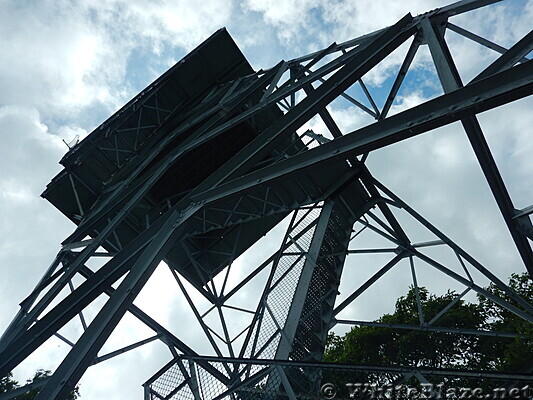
<box><xmin>0</xmin><ymin>372</ymin><xmax>18</xmax><ymax>394</ymax></box>
<box><xmin>477</xmin><ymin>273</ymin><xmax>533</xmax><ymax>371</ymax></box>
<box><xmin>0</xmin><ymin>370</ymin><xmax>80</xmax><ymax>399</ymax></box>
<box><xmin>324</xmin><ymin>273</ymin><xmax>533</xmax><ymax>389</ymax></box>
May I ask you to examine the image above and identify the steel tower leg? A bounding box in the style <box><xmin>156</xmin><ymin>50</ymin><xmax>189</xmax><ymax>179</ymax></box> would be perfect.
<box><xmin>420</xmin><ymin>17</ymin><xmax>533</xmax><ymax>274</ymax></box>
<box><xmin>34</xmin><ymin>207</ymin><xmax>198</xmax><ymax>399</ymax></box>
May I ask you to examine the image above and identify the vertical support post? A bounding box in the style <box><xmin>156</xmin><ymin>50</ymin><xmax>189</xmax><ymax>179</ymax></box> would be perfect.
<box><xmin>187</xmin><ymin>359</ymin><xmax>203</xmax><ymax>400</ymax></box>
<box><xmin>420</xmin><ymin>17</ymin><xmax>533</xmax><ymax>274</ymax></box>
<box><xmin>276</xmin><ymin>365</ymin><xmax>298</xmax><ymax>400</ymax></box>
<box><xmin>34</xmin><ymin>207</ymin><xmax>195</xmax><ymax>400</ymax></box>
<box><xmin>143</xmin><ymin>384</ymin><xmax>151</xmax><ymax>400</ymax></box>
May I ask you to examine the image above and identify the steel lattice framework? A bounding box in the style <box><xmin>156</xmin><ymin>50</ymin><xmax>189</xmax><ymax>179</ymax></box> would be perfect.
<box><xmin>0</xmin><ymin>0</ymin><xmax>532</xmax><ymax>399</ymax></box>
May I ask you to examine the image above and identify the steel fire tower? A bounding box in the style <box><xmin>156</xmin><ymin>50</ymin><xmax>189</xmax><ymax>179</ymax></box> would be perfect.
<box><xmin>0</xmin><ymin>0</ymin><xmax>532</xmax><ymax>398</ymax></box>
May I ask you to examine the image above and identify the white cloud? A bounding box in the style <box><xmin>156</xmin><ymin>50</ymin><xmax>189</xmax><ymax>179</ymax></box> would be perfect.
<box><xmin>321</xmin><ymin>0</ymin><xmax>444</xmax><ymax>42</ymax></box>
<box><xmin>0</xmin><ymin>3</ymin><xmax>120</xmax><ymax>119</ymax></box>
<box><xmin>244</xmin><ymin>0</ymin><xmax>322</xmax><ymax>44</ymax></box>
<box><xmin>0</xmin><ymin>0</ymin><xmax>234</xmax><ymax>124</ymax></box>
<box><xmin>0</xmin><ymin>106</ymin><xmax>74</xmax><ymax>363</ymax></box>
<box><xmin>0</xmin><ymin>106</ymin><xmax>65</xmax><ymax>195</ymax></box>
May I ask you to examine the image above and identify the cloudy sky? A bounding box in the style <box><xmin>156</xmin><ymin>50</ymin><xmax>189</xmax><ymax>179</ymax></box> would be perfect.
<box><xmin>0</xmin><ymin>0</ymin><xmax>532</xmax><ymax>398</ymax></box>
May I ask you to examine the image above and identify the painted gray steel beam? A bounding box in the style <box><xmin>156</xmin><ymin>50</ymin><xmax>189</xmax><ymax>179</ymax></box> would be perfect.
<box><xmin>79</xmin><ymin>267</ymin><xmax>229</xmax><ymax>381</ymax></box>
<box><xmin>189</xmin><ymin>60</ymin><xmax>533</xmax><ymax>209</ymax></box>
<box><xmin>446</xmin><ymin>23</ymin><xmax>530</xmax><ymax>64</ymax></box>
<box><xmin>242</xmin><ymin>176</ymin><xmax>407</xmax><ymax>395</ymax></box>
<box><xmin>287</xmin><ymin>42</ymin><xmax>337</xmax><ymax>82</ymax></box>
<box><xmin>373</xmin><ymin>178</ymin><xmax>533</xmax><ymax>316</ymax></box>
<box><xmin>0</xmin><ymin>236</ymin><xmax>147</xmax><ymax>376</ymax></box>
<box><xmin>202</xmin><ymin>14</ymin><xmax>416</xmax><ymax>186</ymax></box>
<box><xmin>77</xmin><ymin>266</ymin><xmax>205</xmax><ymax>361</ymax></box>
<box><xmin>0</xmin><ymin>189</ymin><xmax>204</xmax><ymax>377</ymax></box>
<box><xmin>154</xmin><ymin>354</ymin><xmax>533</xmax><ymax>383</ymax></box>
<box><xmin>92</xmin><ymin>335</ymin><xmax>161</xmax><ymax>364</ymax></box>
<box><xmin>284</xmin><ymin>173</ymin><xmax>395</xmax><ymax>365</ymax></box>
<box><xmin>34</xmin><ymin>207</ymin><xmax>198</xmax><ymax>400</ymax></box>
<box><xmin>473</xmin><ymin>29</ymin><xmax>533</xmax><ymax>82</ymax></box>
<box><xmin>360</xmin><ymin>169</ymin><xmax>411</xmax><ymax>245</ymax></box>
<box><xmin>380</xmin><ymin>34</ymin><xmax>421</xmax><ymax>120</ymax></box>
<box><xmin>9</xmin><ymin>166</ymin><xmax>188</xmax><ymax>343</ymax></box>
<box><xmin>0</xmin><ymin>254</ymin><xmax>63</xmax><ymax>353</ymax></box>
<box><xmin>335</xmin><ymin>319</ymin><xmax>518</xmax><ymax>338</ymax></box>
<box><xmin>333</xmin><ymin>253</ymin><xmax>406</xmax><ymax>317</ymax></box>
<box><xmin>237</xmin><ymin>208</ymin><xmax>319</xmax><ymax>359</ymax></box>
<box><xmin>287</xmin><ymin>31</ymin><xmax>383</xmax><ymax>65</ymax></box>
<box><xmin>297</xmin><ymin>67</ymin><xmax>344</xmax><ymax>138</ymax></box>
<box><xmin>438</xmin><ymin>0</ymin><xmax>502</xmax><ymax>16</ymax></box>
<box><xmin>413</xmin><ymin>249</ymin><xmax>533</xmax><ymax>323</ymax></box>
<box><xmin>240</xmin><ymin>207</ymin><xmax>325</xmax><ymax>361</ymax></box>
<box><xmin>421</xmin><ymin>17</ymin><xmax>533</xmax><ymax>274</ymax></box>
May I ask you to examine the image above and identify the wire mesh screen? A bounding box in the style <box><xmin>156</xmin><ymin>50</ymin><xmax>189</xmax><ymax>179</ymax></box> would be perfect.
<box><xmin>146</xmin><ymin>355</ymin><xmax>533</xmax><ymax>400</ymax></box>
<box><xmin>244</xmin><ymin>205</ymin><xmax>322</xmax><ymax>360</ymax></box>
<box><xmin>145</xmin><ymin>356</ymin><xmax>408</xmax><ymax>400</ymax></box>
